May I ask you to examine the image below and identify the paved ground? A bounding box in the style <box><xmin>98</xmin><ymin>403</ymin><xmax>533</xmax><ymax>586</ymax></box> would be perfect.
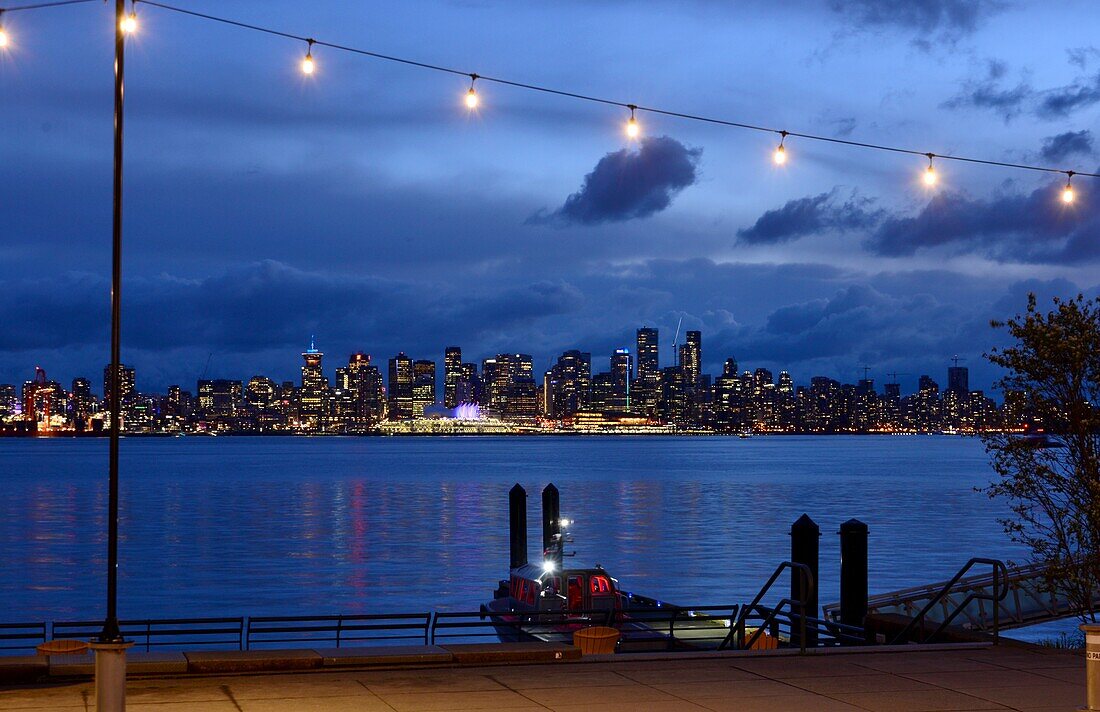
<box><xmin>0</xmin><ymin>645</ymin><xmax>1085</xmax><ymax>711</ymax></box>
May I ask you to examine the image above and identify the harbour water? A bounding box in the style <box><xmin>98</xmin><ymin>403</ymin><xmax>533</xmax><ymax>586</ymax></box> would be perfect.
<box><xmin>0</xmin><ymin>435</ymin><xmax>1064</xmax><ymax>638</ymax></box>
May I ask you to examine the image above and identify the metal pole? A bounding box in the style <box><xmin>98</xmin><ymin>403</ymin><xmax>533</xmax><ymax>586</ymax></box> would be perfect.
<box><xmin>100</xmin><ymin>0</ymin><xmax>126</xmax><ymax>646</ymax></box>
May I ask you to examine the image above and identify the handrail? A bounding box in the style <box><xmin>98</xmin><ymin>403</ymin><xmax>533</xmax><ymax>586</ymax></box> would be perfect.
<box><xmin>246</xmin><ymin>613</ymin><xmax>433</xmax><ymax>649</ymax></box>
<box><xmin>888</xmin><ymin>558</ymin><xmax>1008</xmax><ymax>645</ymax></box>
<box><xmin>720</xmin><ymin>561</ymin><xmax>813</xmax><ymax>652</ymax></box>
<box><xmin>0</xmin><ymin>622</ymin><xmax>47</xmax><ymax>652</ymax></box>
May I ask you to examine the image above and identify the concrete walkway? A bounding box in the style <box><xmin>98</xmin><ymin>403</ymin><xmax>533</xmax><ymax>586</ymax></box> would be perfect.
<box><xmin>0</xmin><ymin>645</ymin><xmax>1084</xmax><ymax>711</ymax></box>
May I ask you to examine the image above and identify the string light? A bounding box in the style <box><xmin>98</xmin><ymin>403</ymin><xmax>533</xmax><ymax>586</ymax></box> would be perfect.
<box><xmin>922</xmin><ymin>153</ymin><xmax>937</xmax><ymax>187</ymax></box>
<box><xmin>300</xmin><ymin>38</ymin><xmax>314</xmax><ymax>75</ymax></box>
<box><xmin>1063</xmin><ymin>172</ymin><xmax>1075</xmax><ymax>204</ymax></box>
<box><xmin>5</xmin><ymin>0</ymin><xmax>1100</xmax><ymax>209</ymax></box>
<box><xmin>625</xmin><ymin>104</ymin><xmax>640</xmax><ymax>139</ymax></box>
<box><xmin>464</xmin><ymin>73</ymin><xmax>479</xmax><ymax>109</ymax></box>
<box><xmin>774</xmin><ymin>131</ymin><xmax>788</xmax><ymax>165</ymax></box>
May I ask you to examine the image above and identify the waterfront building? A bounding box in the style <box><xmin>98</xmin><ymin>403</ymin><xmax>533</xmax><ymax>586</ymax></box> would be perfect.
<box><xmin>544</xmin><ymin>349</ymin><xmax>591</xmax><ymax>418</ymax></box>
<box><xmin>443</xmin><ymin>347</ymin><xmax>462</xmax><ymax>409</ymax></box>
<box><xmin>299</xmin><ymin>338</ymin><xmax>330</xmax><ymax>431</ymax></box>
<box><xmin>337</xmin><ymin>353</ymin><xmax>385</xmax><ymax>428</ymax></box>
<box><xmin>103</xmin><ymin>363</ymin><xmax>135</xmax><ymax>414</ymax></box>
<box><xmin>197</xmin><ymin>379</ymin><xmax>243</xmax><ymax>429</ymax></box>
<box><xmin>609</xmin><ymin>348</ymin><xmax>633</xmax><ymax>413</ymax></box>
<box><xmin>71</xmin><ymin>377</ymin><xmax>96</xmax><ymax>428</ymax></box>
<box><xmin>387</xmin><ymin>352</ymin><xmax>414</xmax><ymax>420</ymax></box>
<box><xmin>482</xmin><ymin>353</ymin><xmax>535</xmax><ymax>420</ymax></box>
<box><xmin>412</xmin><ymin>359</ymin><xmax>436</xmax><ymax>417</ymax></box>
<box><xmin>680</xmin><ymin>330</ymin><xmax>701</xmax><ymax>387</ymax></box>
<box><xmin>455</xmin><ymin>362</ymin><xmax>481</xmax><ymax>407</ymax></box>
<box><xmin>0</xmin><ymin>383</ymin><xmax>17</xmax><ymax>419</ymax></box>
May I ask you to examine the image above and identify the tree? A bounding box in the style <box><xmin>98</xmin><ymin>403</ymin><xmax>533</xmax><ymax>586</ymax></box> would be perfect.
<box><xmin>981</xmin><ymin>293</ymin><xmax>1100</xmax><ymax>620</ymax></box>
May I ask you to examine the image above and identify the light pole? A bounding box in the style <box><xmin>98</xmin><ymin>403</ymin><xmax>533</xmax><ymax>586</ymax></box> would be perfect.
<box><xmin>89</xmin><ymin>0</ymin><xmax>133</xmax><ymax>709</ymax></box>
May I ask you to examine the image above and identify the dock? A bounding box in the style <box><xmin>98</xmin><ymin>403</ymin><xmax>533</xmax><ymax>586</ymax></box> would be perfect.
<box><xmin>0</xmin><ymin>641</ymin><xmax>1084</xmax><ymax>711</ymax></box>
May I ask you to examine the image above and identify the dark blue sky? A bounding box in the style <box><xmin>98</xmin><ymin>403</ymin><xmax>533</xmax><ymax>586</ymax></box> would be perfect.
<box><xmin>2</xmin><ymin>0</ymin><xmax>1098</xmax><ymax>393</ymax></box>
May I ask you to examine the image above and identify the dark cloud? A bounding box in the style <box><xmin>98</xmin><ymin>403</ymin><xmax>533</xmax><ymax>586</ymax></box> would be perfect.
<box><xmin>1039</xmin><ymin>130</ymin><xmax>1095</xmax><ymax>163</ymax></box>
<box><xmin>737</xmin><ymin>190</ymin><xmax>883</xmax><ymax>245</ymax></box>
<box><xmin>531</xmin><ymin>136</ymin><xmax>702</xmax><ymax>226</ymax></box>
<box><xmin>828</xmin><ymin>0</ymin><xmax>1006</xmax><ymax>48</ymax></box>
<box><xmin>1067</xmin><ymin>47</ymin><xmax>1100</xmax><ymax>70</ymax></box>
<box><xmin>864</xmin><ymin>180</ymin><xmax>1100</xmax><ymax>264</ymax></box>
<box><xmin>1037</xmin><ymin>71</ymin><xmax>1100</xmax><ymax>119</ymax></box>
<box><xmin>941</xmin><ymin>60</ymin><xmax>1033</xmax><ymax>121</ymax></box>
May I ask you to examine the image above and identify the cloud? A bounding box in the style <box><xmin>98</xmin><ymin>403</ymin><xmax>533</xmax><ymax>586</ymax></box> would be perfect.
<box><xmin>941</xmin><ymin>60</ymin><xmax>1033</xmax><ymax>121</ymax></box>
<box><xmin>1067</xmin><ymin>47</ymin><xmax>1100</xmax><ymax>70</ymax></box>
<box><xmin>864</xmin><ymin>180</ymin><xmax>1100</xmax><ymax>264</ymax></box>
<box><xmin>828</xmin><ymin>0</ymin><xmax>1006</xmax><ymax>48</ymax></box>
<box><xmin>944</xmin><ymin>58</ymin><xmax>1100</xmax><ymax>121</ymax></box>
<box><xmin>1039</xmin><ymin>130</ymin><xmax>1095</xmax><ymax>163</ymax></box>
<box><xmin>736</xmin><ymin>190</ymin><xmax>883</xmax><ymax>245</ymax></box>
<box><xmin>530</xmin><ymin>136</ymin><xmax>702</xmax><ymax>226</ymax></box>
<box><xmin>1037</xmin><ymin>71</ymin><xmax>1100</xmax><ymax>119</ymax></box>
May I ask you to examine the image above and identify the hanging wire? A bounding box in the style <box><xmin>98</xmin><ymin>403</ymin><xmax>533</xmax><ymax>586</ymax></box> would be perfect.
<box><xmin>5</xmin><ymin>0</ymin><xmax>1099</xmax><ymax>182</ymax></box>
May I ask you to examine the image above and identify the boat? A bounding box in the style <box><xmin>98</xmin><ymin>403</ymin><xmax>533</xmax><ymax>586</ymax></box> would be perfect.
<box><xmin>482</xmin><ymin>485</ymin><xmax>738</xmax><ymax>651</ymax></box>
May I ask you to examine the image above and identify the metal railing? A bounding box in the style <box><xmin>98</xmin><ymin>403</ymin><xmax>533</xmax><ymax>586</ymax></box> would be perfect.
<box><xmin>51</xmin><ymin>618</ymin><xmax>244</xmax><ymax>652</ymax></box>
<box><xmin>246</xmin><ymin>613</ymin><xmax>432</xmax><ymax>649</ymax></box>
<box><xmin>889</xmin><ymin>558</ymin><xmax>1008</xmax><ymax>644</ymax></box>
<box><xmin>721</xmin><ymin>561</ymin><xmax>814</xmax><ymax>652</ymax></box>
<box><xmin>0</xmin><ymin>622</ymin><xmax>46</xmax><ymax>652</ymax></box>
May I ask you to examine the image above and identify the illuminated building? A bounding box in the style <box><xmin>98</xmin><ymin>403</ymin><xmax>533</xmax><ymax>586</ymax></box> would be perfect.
<box><xmin>544</xmin><ymin>350</ymin><xmax>591</xmax><ymax>418</ymax></box>
<box><xmin>336</xmin><ymin>353</ymin><xmax>385</xmax><ymax>429</ymax></box>
<box><xmin>680</xmin><ymin>330</ymin><xmax>701</xmax><ymax>387</ymax></box>
<box><xmin>298</xmin><ymin>337</ymin><xmax>330</xmax><ymax>431</ymax></box>
<box><xmin>483</xmin><ymin>353</ymin><xmax>535</xmax><ymax>420</ymax></box>
<box><xmin>609</xmin><ymin>348</ymin><xmax>633</xmax><ymax>412</ymax></box>
<box><xmin>71</xmin><ymin>377</ymin><xmax>96</xmax><ymax>429</ymax></box>
<box><xmin>633</xmin><ymin>327</ymin><xmax>661</xmax><ymax>417</ymax></box>
<box><xmin>412</xmin><ymin>359</ymin><xmax>437</xmax><ymax>417</ymax></box>
<box><xmin>103</xmin><ymin>363</ymin><xmax>135</xmax><ymax>411</ymax></box>
<box><xmin>197</xmin><ymin>379</ymin><xmax>243</xmax><ymax>429</ymax></box>
<box><xmin>387</xmin><ymin>352</ymin><xmax>414</xmax><ymax>420</ymax></box>
<box><xmin>443</xmin><ymin>347</ymin><xmax>462</xmax><ymax>408</ymax></box>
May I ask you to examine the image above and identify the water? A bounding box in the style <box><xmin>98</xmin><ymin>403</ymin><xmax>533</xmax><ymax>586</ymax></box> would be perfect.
<box><xmin>0</xmin><ymin>435</ymin><xmax>1067</xmax><ymax>639</ymax></box>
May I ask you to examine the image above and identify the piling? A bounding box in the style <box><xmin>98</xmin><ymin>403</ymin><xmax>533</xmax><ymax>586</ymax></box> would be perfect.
<box><xmin>508</xmin><ymin>484</ymin><xmax>527</xmax><ymax>570</ymax></box>
<box><xmin>542</xmin><ymin>483</ymin><xmax>561</xmax><ymax>567</ymax></box>
<box><xmin>790</xmin><ymin>514</ymin><xmax>820</xmax><ymax>648</ymax></box>
<box><xmin>839</xmin><ymin>518</ymin><xmax>869</xmax><ymax>640</ymax></box>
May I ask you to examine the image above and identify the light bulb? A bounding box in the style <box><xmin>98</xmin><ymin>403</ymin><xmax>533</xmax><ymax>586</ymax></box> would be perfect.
<box><xmin>626</xmin><ymin>116</ymin><xmax>639</xmax><ymax>139</ymax></box>
<box><xmin>301</xmin><ymin>52</ymin><xmax>315</xmax><ymax>75</ymax></box>
<box><xmin>0</xmin><ymin>26</ymin><xmax>8</xmax><ymax>49</ymax></box>
<box><xmin>1062</xmin><ymin>173</ymin><xmax>1076</xmax><ymax>204</ymax></box>
<box><xmin>121</xmin><ymin>12</ymin><xmax>137</xmax><ymax>34</ymax></box>
<box><xmin>923</xmin><ymin>164</ymin><xmax>937</xmax><ymax>186</ymax></box>
<box><xmin>774</xmin><ymin>144</ymin><xmax>787</xmax><ymax>165</ymax></box>
<box><xmin>465</xmin><ymin>87</ymin><xmax>478</xmax><ymax>109</ymax></box>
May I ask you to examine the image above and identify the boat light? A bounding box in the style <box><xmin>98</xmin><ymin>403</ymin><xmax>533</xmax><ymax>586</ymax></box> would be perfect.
<box><xmin>542</xmin><ymin>560</ymin><xmax>555</xmax><ymax>574</ymax></box>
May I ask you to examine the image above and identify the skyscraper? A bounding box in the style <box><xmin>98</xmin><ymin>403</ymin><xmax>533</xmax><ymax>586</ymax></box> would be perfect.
<box><xmin>545</xmin><ymin>350</ymin><xmax>591</xmax><ymax>418</ymax></box>
<box><xmin>387</xmin><ymin>353</ymin><xmax>414</xmax><ymax>420</ymax></box>
<box><xmin>610</xmin><ymin>348</ymin><xmax>633</xmax><ymax>412</ymax></box>
<box><xmin>412</xmin><ymin>359</ymin><xmax>436</xmax><ymax>417</ymax></box>
<box><xmin>299</xmin><ymin>337</ymin><xmax>330</xmax><ymax>431</ymax></box>
<box><xmin>947</xmin><ymin>366</ymin><xmax>969</xmax><ymax>393</ymax></box>
<box><xmin>103</xmin><ymin>363</ymin><xmax>135</xmax><ymax>409</ymax></box>
<box><xmin>680</xmin><ymin>330</ymin><xmax>701</xmax><ymax>387</ymax></box>
<box><xmin>636</xmin><ymin>327</ymin><xmax>659</xmax><ymax>379</ymax></box>
<box><xmin>443</xmin><ymin>347</ymin><xmax>462</xmax><ymax>409</ymax></box>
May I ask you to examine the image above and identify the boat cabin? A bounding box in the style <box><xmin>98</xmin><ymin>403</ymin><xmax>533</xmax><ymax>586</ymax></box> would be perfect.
<box><xmin>505</xmin><ymin>563</ymin><xmax>620</xmax><ymax>615</ymax></box>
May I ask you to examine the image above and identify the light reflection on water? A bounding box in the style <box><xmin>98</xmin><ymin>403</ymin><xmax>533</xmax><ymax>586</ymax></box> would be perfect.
<box><xmin>0</xmin><ymin>435</ymin><xmax>1064</xmax><ymax>638</ymax></box>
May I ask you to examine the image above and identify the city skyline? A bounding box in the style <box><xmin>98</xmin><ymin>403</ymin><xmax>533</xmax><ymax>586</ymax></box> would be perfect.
<box><xmin>2</xmin><ymin>325</ymin><xmax>1012</xmax><ymax>436</ymax></box>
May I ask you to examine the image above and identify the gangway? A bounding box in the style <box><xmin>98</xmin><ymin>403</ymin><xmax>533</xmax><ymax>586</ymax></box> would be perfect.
<box><xmin>824</xmin><ymin>558</ymin><xmax>1097</xmax><ymax>640</ymax></box>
